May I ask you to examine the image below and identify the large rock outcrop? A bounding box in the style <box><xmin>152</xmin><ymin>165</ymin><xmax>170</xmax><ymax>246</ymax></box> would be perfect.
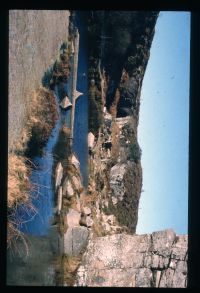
<box><xmin>75</xmin><ymin>229</ymin><xmax>188</xmax><ymax>287</ymax></box>
<box><xmin>86</xmin><ymin>11</ymin><xmax>157</xmax><ymax>236</ymax></box>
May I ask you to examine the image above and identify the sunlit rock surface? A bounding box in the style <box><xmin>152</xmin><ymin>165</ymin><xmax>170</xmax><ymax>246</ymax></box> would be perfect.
<box><xmin>75</xmin><ymin>229</ymin><xmax>188</xmax><ymax>287</ymax></box>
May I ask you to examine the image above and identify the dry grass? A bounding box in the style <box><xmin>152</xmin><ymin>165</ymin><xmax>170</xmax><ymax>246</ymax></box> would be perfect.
<box><xmin>7</xmin><ymin>221</ymin><xmax>30</xmax><ymax>257</ymax></box>
<box><xmin>80</xmin><ymin>192</ymin><xmax>97</xmax><ymax>206</ymax></box>
<box><xmin>7</xmin><ymin>87</ymin><xmax>58</xmax><ymax>248</ymax></box>
<box><xmin>109</xmin><ymin>88</ymin><xmax>121</xmax><ymax>117</ymax></box>
<box><xmin>57</xmin><ymin>212</ymin><xmax>68</xmax><ymax>236</ymax></box>
<box><xmin>8</xmin><ymin>154</ymin><xmax>31</xmax><ymax>208</ymax></box>
<box><xmin>26</xmin><ymin>87</ymin><xmax>58</xmax><ymax>156</ymax></box>
<box><xmin>92</xmin><ymin>213</ymin><xmax>106</xmax><ymax>237</ymax></box>
<box><xmin>110</xmin><ymin>121</ymin><xmax>120</xmax><ymax>163</ymax></box>
<box><xmin>7</xmin><ymin>154</ymin><xmax>38</xmax><ymax>250</ymax></box>
<box><xmin>62</xmin><ymin>255</ymin><xmax>81</xmax><ymax>285</ymax></box>
<box><xmin>67</xmin><ymin>165</ymin><xmax>81</xmax><ymax>182</ymax></box>
<box><xmin>14</xmin><ymin>87</ymin><xmax>58</xmax><ymax>157</ymax></box>
<box><xmin>55</xmin><ymin>255</ymin><xmax>82</xmax><ymax>286</ymax></box>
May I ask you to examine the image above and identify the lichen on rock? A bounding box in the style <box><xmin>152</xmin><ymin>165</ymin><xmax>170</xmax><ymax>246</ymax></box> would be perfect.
<box><xmin>75</xmin><ymin>229</ymin><xmax>188</xmax><ymax>287</ymax></box>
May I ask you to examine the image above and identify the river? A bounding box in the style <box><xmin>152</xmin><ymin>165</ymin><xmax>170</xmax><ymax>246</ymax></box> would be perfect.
<box><xmin>7</xmin><ymin>12</ymin><xmax>88</xmax><ymax>285</ymax></box>
<box><xmin>15</xmin><ymin>13</ymin><xmax>88</xmax><ymax>236</ymax></box>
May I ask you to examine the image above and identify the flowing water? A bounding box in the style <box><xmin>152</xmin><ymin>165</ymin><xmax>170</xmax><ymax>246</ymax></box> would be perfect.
<box><xmin>7</xmin><ymin>12</ymin><xmax>88</xmax><ymax>285</ymax></box>
<box><xmin>16</xmin><ymin>13</ymin><xmax>88</xmax><ymax>236</ymax></box>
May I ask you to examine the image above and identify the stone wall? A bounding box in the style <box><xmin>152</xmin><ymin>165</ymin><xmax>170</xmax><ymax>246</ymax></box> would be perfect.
<box><xmin>9</xmin><ymin>10</ymin><xmax>69</xmax><ymax>152</ymax></box>
<box><xmin>75</xmin><ymin>229</ymin><xmax>188</xmax><ymax>287</ymax></box>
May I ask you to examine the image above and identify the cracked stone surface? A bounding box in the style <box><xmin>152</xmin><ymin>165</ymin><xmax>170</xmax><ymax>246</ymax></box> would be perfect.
<box><xmin>109</xmin><ymin>163</ymin><xmax>127</xmax><ymax>201</ymax></box>
<box><xmin>63</xmin><ymin>227</ymin><xmax>89</xmax><ymax>256</ymax></box>
<box><xmin>75</xmin><ymin>229</ymin><xmax>188</xmax><ymax>287</ymax></box>
<box><xmin>55</xmin><ymin>162</ymin><xmax>63</xmax><ymax>190</ymax></box>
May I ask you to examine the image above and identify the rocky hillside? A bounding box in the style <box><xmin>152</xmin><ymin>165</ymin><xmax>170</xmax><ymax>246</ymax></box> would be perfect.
<box><xmin>69</xmin><ymin>11</ymin><xmax>188</xmax><ymax>287</ymax></box>
<box><xmin>9</xmin><ymin>10</ymin><xmax>69</xmax><ymax>152</ymax></box>
<box><xmin>86</xmin><ymin>11</ymin><xmax>158</xmax><ymax>235</ymax></box>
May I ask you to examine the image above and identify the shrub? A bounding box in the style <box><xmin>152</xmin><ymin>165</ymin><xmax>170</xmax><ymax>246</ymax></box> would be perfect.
<box><xmin>52</xmin><ymin>52</ymin><xmax>71</xmax><ymax>84</ymax></box>
<box><xmin>42</xmin><ymin>66</ymin><xmax>54</xmax><ymax>88</ymax></box>
<box><xmin>124</xmin><ymin>55</ymin><xmax>140</xmax><ymax>76</ymax></box>
<box><xmin>88</xmin><ymin>85</ymin><xmax>103</xmax><ymax>134</ymax></box>
<box><xmin>60</xmin><ymin>41</ymin><xmax>68</xmax><ymax>51</ymax></box>
<box><xmin>130</xmin><ymin>141</ymin><xmax>142</xmax><ymax>163</ymax></box>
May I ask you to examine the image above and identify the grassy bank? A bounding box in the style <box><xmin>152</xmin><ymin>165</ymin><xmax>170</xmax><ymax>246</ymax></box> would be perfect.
<box><xmin>8</xmin><ymin>86</ymin><xmax>59</xmax><ymax>248</ymax></box>
<box><xmin>13</xmin><ymin>87</ymin><xmax>59</xmax><ymax>157</ymax></box>
<box><xmin>7</xmin><ymin>32</ymin><xmax>76</xmax><ymax>247</ymax></box>
<box><xmin>7</xmin><ymin>154</ymin><xmax>33</xmax><ymax>249</ymax></box>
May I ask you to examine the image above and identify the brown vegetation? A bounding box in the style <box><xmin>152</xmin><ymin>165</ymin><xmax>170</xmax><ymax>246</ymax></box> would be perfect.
<box><xmin>53</xmin><ymin>125</ymin><xmax>71</xmax><ymax>165</ymax></box>
<box><xmin>52</xmin><ymin>52</ymin><xmax>71</xmax><ymax>84</ymax></box>
<box><xmin>8</xmin><ymin>86</ymin><xmax>59</xmax><ymax>247</ymax></box>
<box><xmin>109</xmin><ymin>88</ymin><xmax>121</xmax><ymax>117</ymax></box>
<box><xmin>26</xmin><ymin>87</ymin><xmax>58</xmax><ymax>156</ymax></box>
<box><xmin>14</xmin><ymin>87</ymin><xmax>58</xmax><ymax>157</ymax></box>
<box><xmin>110</xmin><ymin>121</ymin><xmax>120</xmax><ymax>164</ymax></box>
<box><xmin>57</xmin><ymin>212</ymin><xmax>68</xmax><ymax>236</ymax></box>
<box><xmin>88</xmin><ymin>83</ymin><xmax>103</xmax><ymax>135</ymax></box>
<box><xmin>92</xmin><ymin>212</ymin><xmax>107</xmax><ymax>237</ymax></box>
<box><xmin>8</xmin><ymin>155</ymin><xmax>31</xmax><ymax>208</ymax></box>
<box><xmin>7</xmin><ymin>154</ymin><xmax>37</xmax><ymax>249</ymax></box>
<box><xmin>55</xmin><ymin>254</ymin><xmax>82</xmax><ymax>286</ymax></box>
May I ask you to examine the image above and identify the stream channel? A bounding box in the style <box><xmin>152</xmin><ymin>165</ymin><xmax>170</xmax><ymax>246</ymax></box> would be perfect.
<box><xmin>7</xmin><ymin>12</ymin><xmax>88</xmax><ymax>286</ymax></box>
<box><xmin>20</xmin><ymin>12</ymin><xmax>88</xmax><ymax>236</ymax></box>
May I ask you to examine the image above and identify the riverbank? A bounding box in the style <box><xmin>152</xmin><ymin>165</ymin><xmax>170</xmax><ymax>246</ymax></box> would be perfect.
<box><xmin>7</xmin><ymin>11</ymin><xmax>90</xmax><ymax>286</ymax></box>
<box><xmin>9</xmin><ymin>10</ymin><xmax>69</xmax><ymax>152</ymax></box>
<box><xmin>7</xmin><ymin>10</ymin><xmax>70</xmax><ymax>248</ymax></box>
<box><xmin>7</xmin><ymin>86</ymin><xmax>59</xmax><ymax>247</ymax></box>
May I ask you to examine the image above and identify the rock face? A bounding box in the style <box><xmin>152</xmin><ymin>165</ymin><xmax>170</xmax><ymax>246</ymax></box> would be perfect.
<box><xmin>63</xmin><ymin>227</ymin><xmax>89</xmax><ymax>256</ymax></box>
<box><xmin>57</xmin><ymin>186</ymin><xmax>63</xmax><ymax>215</ymax></box>
<box><xmin>55</xmin><ymin>162</ymin><xmax>63</xmax><ymax>190</ymax></box>
<box><xmin>75</xmin><ymin>229</ymin><xmax>188</xmax><ymax>287</ymax></box>
<box><xmin>87</xmin><ymin>113</ymin><xmax>142</xmax><ymax>234</ymax></box>
<box><xmin>59</xmin><ymin>96</ymin><xmax>72</xmax><ymax>109</ymax></box>
<box><xmin>88</xmin><ymin>132</ymin><xmax>95</xmax><ymax>149</ymax></box>
<box><xmin>66</xmin><ymin>209</ymin><xmax>81</xmax><ymax>227</ymax></box>
<box><xmin>63</xmin><ymin>178</ymin><xmax>74</xmax><ymax>198</ymax></box>
<box><xmin>109</xmin><ymin>163</ymin><xmax>127</xmax><ymax>201</ymax></box>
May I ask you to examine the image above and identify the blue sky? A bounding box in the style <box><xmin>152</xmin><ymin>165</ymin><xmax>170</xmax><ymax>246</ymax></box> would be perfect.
<box><xmin>136</xmin><ymin>12</ymin><xmax>190</xmax><ymax>235</ymax></box>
